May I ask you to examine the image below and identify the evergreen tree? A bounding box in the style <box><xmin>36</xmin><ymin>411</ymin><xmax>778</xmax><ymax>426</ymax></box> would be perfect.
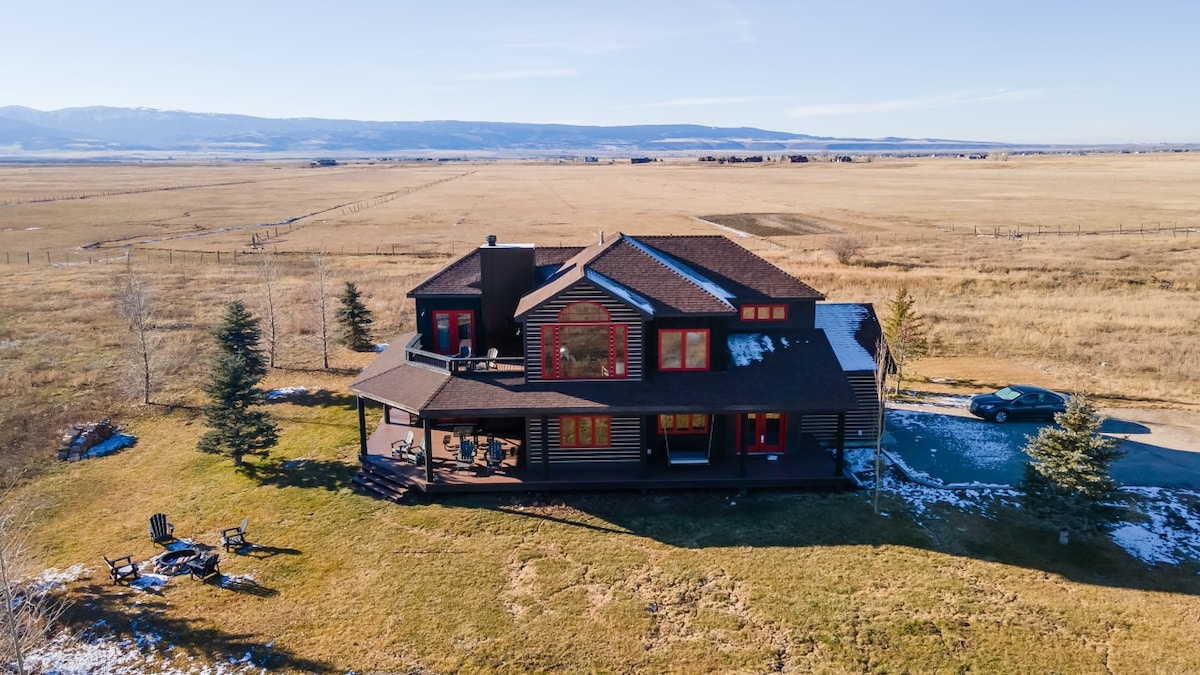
<box><xmin>197</xmin><ymin>302</ymin><xmax>277</xmax><ymax>465</ymax></box>
<box><xmin>336</xmin><ymin>281</ymin><xmax>374</xmax><ymax>351</ymax></box>
<box><xmin>1022</xmin><ymin>394</ymin><xmax>1123</xmax><ymax>538</ymax></box>
<box><xmin>881</xmin><ymin>286</ymin><xmax>928</xmax><ymax>396</ymax></box>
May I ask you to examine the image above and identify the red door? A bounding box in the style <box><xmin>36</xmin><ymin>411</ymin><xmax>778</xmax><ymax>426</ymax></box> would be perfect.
<box><xmin>739</xmin><ymin>413</ymin><xmax>785</xmax><ymax>454</ymax></box>
<box><xmin>433</xmin><ymin>310</ymin><xmax>474</xmax><ymax>355</ymax></box>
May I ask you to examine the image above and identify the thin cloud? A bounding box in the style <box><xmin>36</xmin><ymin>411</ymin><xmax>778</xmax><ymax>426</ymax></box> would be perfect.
<box><xmin>501</xmin><ymin>41</ymin><xmax>633</xmax><ymax>55</ymax></box>
<box><xmin>788</xmin><ymin>89</ymin><xmax>1046</xmax><ymax>117</ymax></box>
<box><xmin>458</xmin><ymin>68</ymin><xmax>577</xmax><ymax>82</ymax></box>
<box><xmin>631</xmin><ymin>96</ymin><xmax>766</xmax><ymax>109</ymax></box>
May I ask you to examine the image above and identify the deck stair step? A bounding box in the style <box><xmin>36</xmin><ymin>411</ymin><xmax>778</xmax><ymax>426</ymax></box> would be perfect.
<box><xmin>352</xmin><ymin>469</ymin><xmax>408</xmax><ymax>502</ymax></box>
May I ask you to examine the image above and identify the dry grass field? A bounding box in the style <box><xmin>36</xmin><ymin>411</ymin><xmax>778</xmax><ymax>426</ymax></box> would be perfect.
<box><xmin>3</xmin><ymin>154</ymin><xmax>1200</xmax><ymax>672</ymax></box>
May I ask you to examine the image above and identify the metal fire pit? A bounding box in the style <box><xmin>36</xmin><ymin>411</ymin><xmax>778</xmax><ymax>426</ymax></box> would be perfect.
<box><xmin>156</xmin><ymin>548</ymin><xmax>199</xmax><ymax>575</ymax></box>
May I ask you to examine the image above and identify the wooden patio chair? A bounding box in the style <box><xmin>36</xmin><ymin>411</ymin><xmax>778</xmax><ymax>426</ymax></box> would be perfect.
<box><xmin>220</xmin><ymin>518</ymin><xmax>248</xmax><ymax>551</ymax></box>
<box><xmin>390</xmin><ymin>430</ymin><xmax>415</xmax><ymax>459</ymax></box>
<box><xmin>479</xmin><ymin>347</ymin><xmax>499</xmax><ymax>371</ymax></box>
<box><xmin>486</xmin><ymin>437</ymin><xmax>504</xmax><ymax>474</ymax></box>
<box><xmin>454</xmin><ymin>438</ymin><xmax>476</xmax><ymax>472</ymax></box>
<box><xmin>187</xmin><ymin>552</ymin><xmax>221</xmax><ymax>583</ymax></box>
<box><xmin>103</xmin><ymin>554</ymin><xmax>139</xmax><ymax>585</ymax></box>
<box><xmin>148</xmin><ymin>513</ymin><xmax>175</xmax><ymax>546</ymax></box>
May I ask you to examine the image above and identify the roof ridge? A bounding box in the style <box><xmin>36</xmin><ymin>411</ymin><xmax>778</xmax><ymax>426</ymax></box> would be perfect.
<box><xmin>618</xmin><ymin>235</ymin><xmax>735</xmax><ymax>309</ymax></box>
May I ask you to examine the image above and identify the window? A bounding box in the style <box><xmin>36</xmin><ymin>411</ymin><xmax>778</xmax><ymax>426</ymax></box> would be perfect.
<box><xmin>659</xmin><ymin>329</ymin><xmax>709</xmax><ymax>371</ymax></box>
<box><xmin>560</xmin><ymin>415</ymin><xmax>611</xmax><ymax>447</ymax></box>
<box><xmin>740</xmin><ymin>304</ymin><xmax>788</xmax><ymax>321</ymax></box>
<box><xmin>433</xmin><ymin>310</ymin><xmax>474</xmax><ymax>354</ymax></box>
<box><xmin>658</xmin><ymin>414</ymin><xmax>708</xmax><ymax>434</ymax></box>
<box><xmin>541</xmin><ymin>303</ymin><xmax>628</xmax><ymax>379</ymax></box>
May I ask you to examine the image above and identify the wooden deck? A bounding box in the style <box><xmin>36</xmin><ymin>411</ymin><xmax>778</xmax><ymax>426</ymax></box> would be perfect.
<box><xmin>359</xmin><ymin>420</ymin><xmax>853</xmax><ymax>496</ymax></box>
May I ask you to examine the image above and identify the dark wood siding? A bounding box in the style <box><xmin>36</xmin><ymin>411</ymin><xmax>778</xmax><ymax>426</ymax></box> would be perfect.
<box><xmin>523</xmin><ymin>281</ymin><xmax>645</xmax><ymax>382</ymax></box>
<box><xmin>527</xmin><ymin>415</ymin><xmax>642</xmax><ymax>464</ymax></box>
<box><xmin>800</xmin><ymin>372</ymin><xmax>879</xmax><ymax>447</ymax></box>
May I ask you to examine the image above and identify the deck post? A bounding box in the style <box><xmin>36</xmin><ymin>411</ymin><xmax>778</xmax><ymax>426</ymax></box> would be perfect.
<box><xmin>356</xmin><ymin>397</ymin><xmax>368</xmax><ymax>459</ymax></box>
<box><xmin>383</xmin><ymin>404</ymin><xmax>392</xmax><ymax>425</ymax></box>
<box><xmin>423</xmin><ymin>418</ymin><xmax>434</xmax><ymax>483</ymax></box>
<box><xmin>540</xmin><ymin>415</ymin><xmax>551</xmax><ymax>480</ymax></box>
<box><xmin>835</xmin><ymin>412</ymin><xmax>846</xmax><ymax>475</ymax></box>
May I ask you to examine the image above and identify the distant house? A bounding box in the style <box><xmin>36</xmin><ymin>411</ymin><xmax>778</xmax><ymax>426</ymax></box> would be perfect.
<box><xmin>630</xmin><ymin>157</ymin><xmax>653</xmax><ymax>164</ymax></box>
<box><xmin>350</xmin><ymin>233</ymin><xmax>883</xmax><ymax>497</ymax></box>
<box><xmin>310</xmin><ymin>158</ymin><xmax>338</xmax><ymax>167</ymax></box>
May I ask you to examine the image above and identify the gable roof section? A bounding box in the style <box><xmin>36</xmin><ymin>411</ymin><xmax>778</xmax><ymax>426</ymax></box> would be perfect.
<box><xmin>637</xmin><ymin>235</ymin><xmax>824</xmax><ymax>301</ymax></box>
<box><xmin>587</xmin><ymin>236</ymin><xmax>736</xmax><ymax>315</ymax></box>
<box><xmin>408</xmin><ymin>246</ymin><xmax>584</xmax><ymax>298</ymax></box>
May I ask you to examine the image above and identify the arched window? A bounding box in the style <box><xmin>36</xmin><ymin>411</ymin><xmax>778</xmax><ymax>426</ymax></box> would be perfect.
<box><xmin>542</xmin><ymin>302</ymin><xmax>627</xmax><ymax>379</ymax></box>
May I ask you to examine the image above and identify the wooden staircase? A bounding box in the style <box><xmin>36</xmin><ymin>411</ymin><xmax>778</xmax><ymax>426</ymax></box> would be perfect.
<box><xmin>352</xmin><ymin>465</ymin><xmax>410</xmax><ymax>502</ymax></box>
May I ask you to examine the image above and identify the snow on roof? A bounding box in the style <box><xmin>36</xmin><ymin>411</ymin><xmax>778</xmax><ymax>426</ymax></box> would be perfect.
<box><xmin>727</xmin><ymin>333</ymin><xmax>776</xmax><ymax>367</ymax></box>
<box><xmin>815</xmin><ymin>303</ymin><xmax>877</xmax><ymax>372</ymax></box>
<box><xmin>626</xmin><ymin>236</ymin><xmax>735</xmax><ymax>306</ymax></box>
<box><xmin>586</xmin><ymin>269</ymin><xmax>655</xmax><ymax>316</ymax></box>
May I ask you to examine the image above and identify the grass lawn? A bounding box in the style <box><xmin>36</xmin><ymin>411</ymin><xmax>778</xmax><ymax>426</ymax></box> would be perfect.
<box><xmin>11</xmin><ymin>379</ymin><xmax>1200</xmax><ymax>673</ymax></box>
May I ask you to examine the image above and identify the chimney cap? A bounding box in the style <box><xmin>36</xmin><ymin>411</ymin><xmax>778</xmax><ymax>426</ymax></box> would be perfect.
<box><xmin>486</xmin><ymin>234</ymin><xmax>497</xmax><ymax>246</ymax></box>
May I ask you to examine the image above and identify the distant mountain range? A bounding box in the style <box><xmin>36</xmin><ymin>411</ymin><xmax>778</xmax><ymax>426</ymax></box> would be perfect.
<box><xmin>0</xmin><ymin>105</ymin><xmax>1100</xmax><ymax>158</ymax></box>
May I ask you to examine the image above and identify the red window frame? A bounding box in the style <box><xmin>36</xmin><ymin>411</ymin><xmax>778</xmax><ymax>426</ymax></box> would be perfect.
<box><xmin>540</xmin><ymin>303</ymin><xmax>628</xmax><ymax>380</ymax></box>
<box><xmin>658</xmin><ymin>414</ymin><xmax>709</xmax><ymax>435</ymax></box>
<box><xmin>432</xmin><ymin>310</ymin><xmax>474</xmax><ymax>354</ymax></box>
<box><xmin>560</xmin><ymin>415</ymin><xmax>611</xmax><ymax>448</ymax></box>
<box><xmin>658</xmin><ymin>329</ymin><xmax>710</xmax><ymax>371</ymax></box>
<box><xmin>740</xmin><ymin>304</ymin><xmax>788</xmax><ymax>321</ymax></box>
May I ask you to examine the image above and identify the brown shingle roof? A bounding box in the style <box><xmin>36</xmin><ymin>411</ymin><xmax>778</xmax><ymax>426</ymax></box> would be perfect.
<box><xmin>408</xmin><ymin>246</ymin><xmax>584</xmax><ymax>298</ymax></box>
<box><xmin>638</xmin><ymin>235</ymin><xmax>824</xmax><ymax>300</ymax></box>
<box><xmin>349</xmin><ymin>334</ymin><xmax>451</xmax><ymax>412</ymax></box>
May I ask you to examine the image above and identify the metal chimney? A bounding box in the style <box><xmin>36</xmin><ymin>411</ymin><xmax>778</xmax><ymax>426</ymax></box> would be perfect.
<box><xmin>486</xmin><ymin>234</ymin><xmax>497</xmax><ymax>246</ymax></box>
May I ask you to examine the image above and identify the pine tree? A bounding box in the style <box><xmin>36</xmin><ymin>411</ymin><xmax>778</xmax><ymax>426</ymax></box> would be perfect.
<box><xmin>881</xmin><ymin>286</ymin><xmax>928</xmax><ymax>396</ymax></box>
<box><xmin>197</xmin><ymin>302</ymin><xmax>277</xmax><ymax>465</ymax></box>
<box><xmin>336</xmin><ymin>281</ymin><xmax>374</xmax><ymax>351</ymax></box>
<box><xmin>1021</xmin><ymin>394</ymin><xmax>1123</xmax><ymax>539</ymax></box>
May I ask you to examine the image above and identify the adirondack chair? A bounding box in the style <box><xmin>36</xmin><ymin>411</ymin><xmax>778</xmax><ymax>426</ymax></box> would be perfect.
<box><xmin>479</xmin><ymin>347</ymin><xmax>499</xmax><ymax>371</ymax></box>
<box><xmin>103</xmin><ymin>554</ymin><xmax>139</xmax><ymax>585</ymax></box>
<box><xmin>220</xmin><ymin>518</ymin><xmax>248</xmax><ymax>551</ymax></box>
<box><xmin>486</xmin><ymin>437</ymin><xmax>505</xmax><ymax>474</ymax></box>
<box><xmin>454</xmin><ymin>438</ymin><xmax>476</xmax><ymax>472</ymax></box>
<box><xmin>148</xmin><ymin>513</ymin><xmax>175</xmax><ymax>546</ymax></box>
<box><xmin>390</xmin><ymin>430</ymin><xmax>415</xmax><ymax>459</ymax></box>
<box><xmin>187</xmin><ymin>552</ymin><xmax>220</xmax><ymax>582</ymax></box>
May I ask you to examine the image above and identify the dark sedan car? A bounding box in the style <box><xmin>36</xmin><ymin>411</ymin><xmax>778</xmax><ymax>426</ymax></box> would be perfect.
<box><xmin>968</xmin><ymin>385</ymin><xmax>1068</xmax><ymax>423</ymax></box>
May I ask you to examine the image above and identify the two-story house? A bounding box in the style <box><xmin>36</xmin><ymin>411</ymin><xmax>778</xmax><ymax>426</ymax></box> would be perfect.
<box><xmin>349</xmin><ymin>233</ymin><xmax>882</xmax><ymax>498</ymax></box>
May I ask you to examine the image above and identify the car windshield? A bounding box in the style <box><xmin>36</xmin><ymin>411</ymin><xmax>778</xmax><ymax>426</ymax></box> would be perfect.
<box><xmin>994</xmin><ymin>386</ymin><xmax>1021</xmax><ymax>401</ymax></box>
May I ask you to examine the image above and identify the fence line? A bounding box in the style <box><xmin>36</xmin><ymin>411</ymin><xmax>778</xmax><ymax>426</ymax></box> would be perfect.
<box><xmin>3</xmin><ymin>222</ymin><xmax>1195</xmax><ymax>268</ymax></box>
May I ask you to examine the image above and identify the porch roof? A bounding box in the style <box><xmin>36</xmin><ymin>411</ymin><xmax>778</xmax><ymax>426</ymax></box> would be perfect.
<box><xmin>353</xmin><ymin>329</ymin><xmax>857</xmax><ymax>418</ymax></box>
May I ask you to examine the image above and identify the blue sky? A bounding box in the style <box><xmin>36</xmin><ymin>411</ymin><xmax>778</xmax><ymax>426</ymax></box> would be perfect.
<box><xmin>3</xmin><ymin>1</ymin><xmax>1196</xmax><ymax>143</ymax></box>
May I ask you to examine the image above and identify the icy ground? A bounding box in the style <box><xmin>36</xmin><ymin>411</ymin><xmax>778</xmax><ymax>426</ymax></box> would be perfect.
<box><xmin>845</xmin><ymin>447</ymin><xmax>1200</xmax><ymax>565</ymax></box>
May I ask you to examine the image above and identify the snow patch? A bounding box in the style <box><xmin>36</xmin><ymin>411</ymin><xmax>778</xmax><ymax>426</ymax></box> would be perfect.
<box><xmin>372</xmin><ymin>343</ymin><xmax>388</xmax><ymax>352</ymax></box>
<box><xmin>264</xmin><ymin>386</ymin><xmax>307</xmax><ymax>401</ymax></box>
<box><xmin>727</xmin><ymin>334</ymin><xmax>774</xmax><ymax>366</ymax></box>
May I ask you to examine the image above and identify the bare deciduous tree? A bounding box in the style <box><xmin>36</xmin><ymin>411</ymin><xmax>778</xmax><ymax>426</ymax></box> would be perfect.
<box><xmin>259</xmin><ymin>256</ymin><xmax>281</xmax><ymax>369</ymax></box>
<box><xmin>312</xmin><ymin>254</ymin><xmax>332</xmax><ymax>370</ymax></box>
<box><xmin>0</xmin><ymin>489</ymin><xmax>68</xmax><ymax>673</ymax></box>
<box><xmin>113</xmin><ymin>260</ymin><xmax>158</xmax><ymax>405</ymax></box>
<box><xmin>827</xmin><ymin>236</ymin><xmax>864</xmax><ymax>265</ymax></box>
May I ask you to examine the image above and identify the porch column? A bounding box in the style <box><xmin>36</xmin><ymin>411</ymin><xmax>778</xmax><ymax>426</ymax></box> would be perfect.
<box><xmin>540</xmin><ymin>415</ymin><xmax>551</xmax><ymax>480</ymax></box>
<box><xmin>423</xmin><ymin>417</ymin><xmax>434</xmax><ymax>483</ymax></box>
<box><xmin>383</xmin><ymin>404</ymin><xmax>392</xmax><ymax>425</ymax></box>
<box><xmin>356</xmin><ymin>397</ymin><xmax>368</xmax><ymax>459</ymax></box>
<box><xmin>835</xmin><ymin>412</ymin><xmax>846</xmax><ymax>476</ymax></box>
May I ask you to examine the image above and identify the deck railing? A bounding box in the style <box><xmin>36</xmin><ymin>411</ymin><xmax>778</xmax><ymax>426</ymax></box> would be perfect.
<box><xmin>404</xmin><ymin>334</ymin><xmax>525</xmax><ymax>374</ymax></box>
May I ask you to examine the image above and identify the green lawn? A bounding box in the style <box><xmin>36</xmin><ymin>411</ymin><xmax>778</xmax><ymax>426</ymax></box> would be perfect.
<box><xmin>13</xmin><ymin>384</ymin><xmax>1200</xmax><ymax>673</ymax></box>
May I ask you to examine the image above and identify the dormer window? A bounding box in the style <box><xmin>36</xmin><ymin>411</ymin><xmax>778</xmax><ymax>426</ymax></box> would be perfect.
<box><xmin>740</xmin><ymin>304</ymin><xmax>787</xmax><ymax>321</ymax></box>
<box><xmin>541</xmin><ymin>302</ymin><xmax>628</xmax><ymax>379</ymax></box>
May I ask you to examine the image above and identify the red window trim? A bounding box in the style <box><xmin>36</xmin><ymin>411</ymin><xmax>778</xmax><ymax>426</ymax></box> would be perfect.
<box><xmin>658</xmin><ymin>328</ymin><xmax>710</xmax><ymax>371</ymax></box>
<box><xmin>740</xmin><ymin>304</ymin><xmax>788</xmax><ymax>321</ymax></box>
<box><xmin>432</xmin><ymin>309</ymin><xmax>474</xmax><ymax>354</ymax></box>
<box><xmin>560</xmin><ymin>415</ymin><xmax>611</xmax><ymax>448</ymax></box>
<box><xmin>658</xmin><ymin>414</ymin><xmax>709</xmax><ymax>435</ymax></box>
<box><xmin>558</xmin><ymin>301</ymin><xmax>610</xmax><ymax>322</ymax></box>
<box><xmin>540</xmin><ymin>321</ymin><xmax>629</xmax><ymax>380</ymax></box>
